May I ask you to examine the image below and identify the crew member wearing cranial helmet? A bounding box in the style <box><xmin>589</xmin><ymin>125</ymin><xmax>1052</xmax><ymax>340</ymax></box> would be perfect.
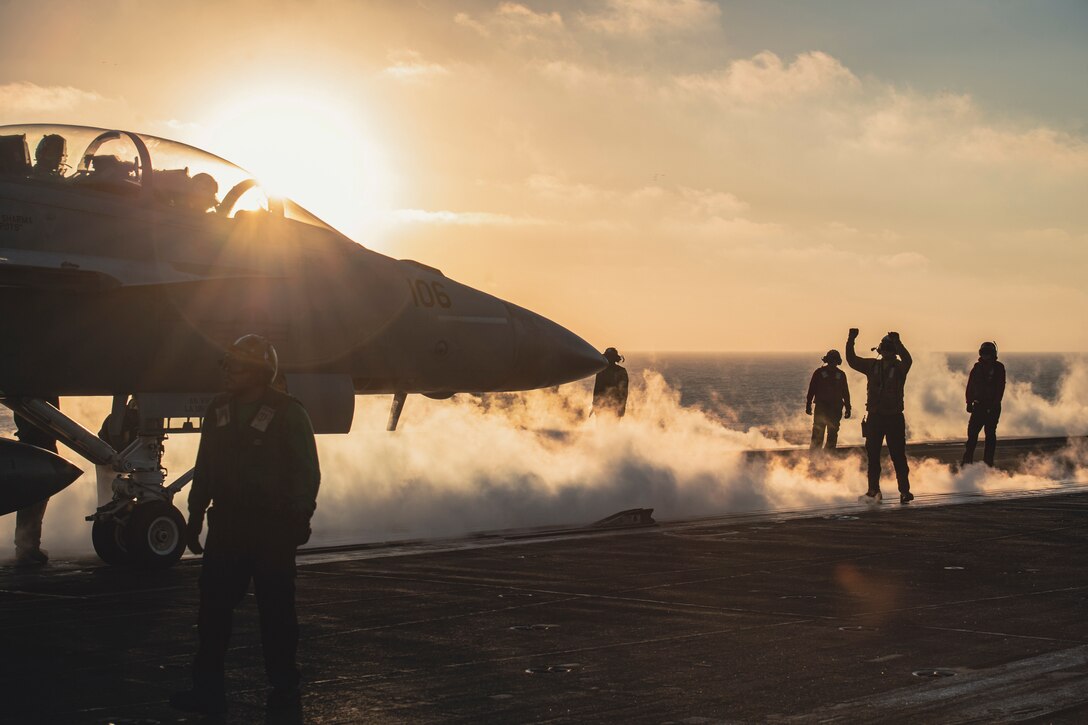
<box><xmin>593</xmin><ymin>347</ymin><xmax>629</xmax><ymax>418</ymax></box>
<box><xmin>172</xmin><ymin>334</ymin><xmax>320</xmax><ymax>716</ymax></box>
<box><xmin>846</xmin><ymin>328</ymin><xmax>914</xmax><ymax>505</ymax></box>
<box><xmin>963</xmin><ymin>341</ymin><xmax>1006</xmax><ymax>467</ymax></box>
<box><xmin>806</xmin><ymin>349</ymin><xmax>851</xmax><ymax>449</ymax></box>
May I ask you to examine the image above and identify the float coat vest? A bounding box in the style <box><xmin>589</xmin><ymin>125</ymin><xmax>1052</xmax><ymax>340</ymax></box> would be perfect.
<box><xmin>189</xmin><ymin>388</ymin><xmax>320</xmax><ymax>525</ymax></box>
<box><xmin>966</xmin><ymin>359</ymin><xmax>1006</xmax><ymax>410</ymax></box>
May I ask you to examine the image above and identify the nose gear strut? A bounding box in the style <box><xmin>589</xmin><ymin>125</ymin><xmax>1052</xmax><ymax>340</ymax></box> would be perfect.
<box><xmin>1</xmin><ymin>395</ymin><xmax>198</xmax><ymax>568</ymax></box>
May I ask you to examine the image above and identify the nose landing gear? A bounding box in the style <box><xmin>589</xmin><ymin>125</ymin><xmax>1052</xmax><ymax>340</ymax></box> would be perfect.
<box><xmin>3</xmin><ymin>394</ymin><xmax>199</xmax><ymax>568</ymax></box>
<box><xmin>90</xmin><ymin>510</ymin><xmax>129</xmax><ymax>565</ymax></box>
<box><xmin>91</xmin><ymin>499</ymin><xmax>188</xmax><ymax>568</ymax></box>
<box><xmin>126</xmin><ymin>500</ymin><xmax>186</xmax><ymax>567</ymax></box>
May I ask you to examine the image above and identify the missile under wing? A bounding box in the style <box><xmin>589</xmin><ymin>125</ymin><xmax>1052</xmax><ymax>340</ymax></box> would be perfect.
<box><xmin>0</xmin><ymin>437</ymin><xmax>82</xmax><ymax>516</ymax></box>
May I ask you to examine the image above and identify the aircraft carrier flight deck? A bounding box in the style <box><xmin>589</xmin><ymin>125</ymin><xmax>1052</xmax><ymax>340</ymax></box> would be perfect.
<box><xmin>2</xmin><ymin>460</ymin><xmax>1087</xmax><ymax>723</ymax></box>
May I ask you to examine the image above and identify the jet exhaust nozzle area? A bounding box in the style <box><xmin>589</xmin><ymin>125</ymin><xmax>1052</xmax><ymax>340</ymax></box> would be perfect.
<box><xmin>0</xmin><ymin>438</ymin><xmax>83</xmax><ymax>516</ymax></box>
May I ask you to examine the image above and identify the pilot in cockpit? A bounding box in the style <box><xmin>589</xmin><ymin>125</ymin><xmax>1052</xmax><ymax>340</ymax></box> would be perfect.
<box><xmin>185</xmin><ymin>172</ymin><xmax>219</xmax><ymax>213</ymax></box>
<box><xmin>31</xmin><ymin>134</ymin><xmax>67</xmax><ymax>178</ymax></box>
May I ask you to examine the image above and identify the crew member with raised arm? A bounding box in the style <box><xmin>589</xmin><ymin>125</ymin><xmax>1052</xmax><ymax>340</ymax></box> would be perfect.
<box><xmin>846</xmin><ymin>329</ymin><xmax>914</xmax><ymax>504</ymax></box>
<box><xmin>171</xmin><ymin>334</ymin><xmax>320</xmax><ymax>717</ymax></box>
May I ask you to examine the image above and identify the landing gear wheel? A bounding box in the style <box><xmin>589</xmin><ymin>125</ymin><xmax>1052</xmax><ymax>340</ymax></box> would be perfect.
<box><xmin>91</xmin><ymin>517</ymin><xmax>130</xmax><ymax>565</ymax></box>
<box><xmin>126</xmin><ymin>501</ymin><xmax>186</xmax><ymax>569</ymax></box>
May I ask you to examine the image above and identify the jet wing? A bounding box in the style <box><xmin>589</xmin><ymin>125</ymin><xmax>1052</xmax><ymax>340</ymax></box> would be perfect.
<box><xmin>0</xmin><ymin>247</ymin><xmax>266</xmax><ymax>289</ymax></box>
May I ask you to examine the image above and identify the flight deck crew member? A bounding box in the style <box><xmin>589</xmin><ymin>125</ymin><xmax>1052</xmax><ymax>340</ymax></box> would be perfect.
<box><xmin>846</xmin><ymin>329</ymin><xmax>914</xmax><ymax>504</ymax></box>
<box><xmin>963</xmin><ymin>341</ymin><xmax>1006</xmax><ymax>467</ymax></box>
<box><xmin>806</xmin><ymin>350</ymin><xmax>851</xmax><ymax>449</ymax></box>
<box><xmin>10</xmin><ymin>138</ymin><xmax>68</xmax><ymax>566</ymax></box>
<box><xmin>171</xmin><ymin>335</ymin><xmax>320</xmax><ymax>716</ymax></box>
<box><xmin>593</xmin><ymin>347</ymin><xmax>629</xmax><ymax>418</ymax></box>
<box><xmin>12</xmin><ymin>396</ymin><xmax>60</xmax><ymax>566</ymax></box>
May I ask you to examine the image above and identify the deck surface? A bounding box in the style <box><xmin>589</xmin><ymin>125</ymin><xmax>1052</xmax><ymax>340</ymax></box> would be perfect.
<box><xmin>1</xmin><ymin>443</ymin><xmax>1087</xmax><ymax>724</ymax></box>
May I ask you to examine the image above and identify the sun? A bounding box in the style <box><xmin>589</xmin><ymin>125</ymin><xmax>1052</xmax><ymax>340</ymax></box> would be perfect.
<box><xmin>199</xmin><ymin>90</ymin><xmax>397</xmax><ymax>243</ymax></box>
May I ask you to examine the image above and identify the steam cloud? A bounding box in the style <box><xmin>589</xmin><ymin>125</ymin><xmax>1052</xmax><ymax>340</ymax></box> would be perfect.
<box><xmin>2</xmin><ymin>354</ymin><xmax>1086</xmax><ymax>559</ymax></box>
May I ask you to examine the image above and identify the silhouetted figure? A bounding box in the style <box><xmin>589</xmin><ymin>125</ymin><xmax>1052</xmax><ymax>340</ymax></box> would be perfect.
<box><xmin>593</xmin><ymin>347</ymin><xmax>629</xmax><ymax>418</ymax></box>
<box><xmin>171</xmin><ymin>335</ymin><xmax>319</xmax><ymax>718</ymax></box>
<box><xmin>186</xmin><ymin>172</ymin><xmax>219</xmax><ymax>213</ymax></box>
<box><xmin>846</xmin><ymin>329</ymin><xmax>913</xmax><ymax>504</ymax></box>
<box><xmin>963</xmin><ymin>341</ymin><xmax>1005</xmax><ymax>467</ymax></box>
<box><xmin>13</xmin><ymin>396</ymin><xmax>60</xmax><ymax>566</ymax></box>
<box><xmin>806</xmin><ymin>350</ymin><xmax>851</xmax><ymax>449</ymax></box>
<box><xmin>31</xmin><ymin>134</ymin><xmax>66</xmax><ymax>177</ymax></box>
<box><xmin>96</xmin><ymin>397</ymin><xmax>140</xmax><ymax>506</ymax></box>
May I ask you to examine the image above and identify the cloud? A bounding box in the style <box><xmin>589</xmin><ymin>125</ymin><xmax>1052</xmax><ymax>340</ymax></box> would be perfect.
<box><xmin>456</xmin><ymin>3</ymin><xmax>564</xmax><ymax>42</ymax></box>
<box><xmin>678</xmin><ymin>187</ymin><xmax>750</xmax><ymax>219</ymax></box>
<box><xmin>522</xmin><ymin>175</ymin><xmax>753</xmax><ymax>228</ymax></box>
<box><xmin>677</xmin><ymin>51</ymin><xmax>860</xmax><ymax>105</ymax></box>
<box><xmin>853</xmin><ymin>91</ymin><xmax>972</xmax><ymax>155</ymax></box>
<box><xmin>580</xmin><ymin>0</ymin><xmax>721</xmax><ymax>38</ymax></box>
<box><xmin>159</xmin><ymin>118</ymin><xmax>201</xmax><ymax>132</ymax></box>
<box><xmin>454</xmin><ymin>12</ymin><xmax>490</xmax><ymax>37</ymax></box>
<box><xmin>847</xmin><ymin>89</ymin><xmax>1088</xmax><ymax>170</ymax></box>
<box><xmin>0</xmin><ymin>82</ymin><xmax>103</xmax><ymax>113</ymax></box>
<box><xmin>526</xmin><ymin>173</ymin><xmax>608</xmax><ymax>203</ymax></box>
<box><xmin>879</xmin><ymin>251</ymin><xmax>929</xmax><ymax>269</ymax></box>
<box><xmin>537</xmin><ymin>59</ymin><xmax>621</xmax><ymax>88</ymax></box>
<box><xmin>956</xmin><ymin>126</ymin><xmax>1088</xmax><ymax>169</ymax></box>
<box><xmin>383</xmin><ymin>208</ymin><xmax>545</xmax><ymax>227</ymax></box>
<box><xmin>383</xmin><ymin>50</ymin><xmax>450</xmax><ymax>82</ymax></box>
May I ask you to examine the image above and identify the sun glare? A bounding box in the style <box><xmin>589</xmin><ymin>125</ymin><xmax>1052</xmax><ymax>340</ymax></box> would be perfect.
<box><xmin>199</xmin><ymin>91</ymin><xmax>396</xmax><ymax>243</ymax></box>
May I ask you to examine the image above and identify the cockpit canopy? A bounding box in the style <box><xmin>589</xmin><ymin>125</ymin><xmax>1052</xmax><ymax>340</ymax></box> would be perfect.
<box><xmin>0</xmin><ymin>124</ymin><xmax>334</xmax><ymax>232</ymax></box>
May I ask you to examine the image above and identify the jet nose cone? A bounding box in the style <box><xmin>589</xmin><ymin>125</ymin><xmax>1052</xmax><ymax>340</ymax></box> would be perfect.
<box><xmin>506</xmin><ymin>304</ymin><xmax>606</xmax><ymax>389</ymax></box>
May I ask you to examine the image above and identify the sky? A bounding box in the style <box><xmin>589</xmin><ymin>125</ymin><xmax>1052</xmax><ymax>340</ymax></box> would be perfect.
<box><xmin>1</xmin><ymin>0</ymin><xmax>1086</xmax><ymax>352</ymax></box>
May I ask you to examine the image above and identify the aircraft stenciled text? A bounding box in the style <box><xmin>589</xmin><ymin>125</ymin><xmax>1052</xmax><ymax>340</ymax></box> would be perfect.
<box><xmin>408</xmin><ymin>278</ymin><xmax>452</xmax><ymax>309</ymax></box>
<box><xmin>1</xmin><ymin>213</ymin><xmax>32</xmax><ymax>232</ymax></box>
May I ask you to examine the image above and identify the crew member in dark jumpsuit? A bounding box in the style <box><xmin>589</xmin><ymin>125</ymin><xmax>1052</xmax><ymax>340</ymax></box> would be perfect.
<box><xmin>963</xmin><ymin>341</ymin><xmax>1006</xmax><ymax>467</ymax></box>
<box><xmin>592</xmin><ymin>347</ymin><xmax>629</xmax><ymax>418</ymax></box>
<box><xmin>806</xmin><ymin>350</ymin><xmax>851</xmax><ymax>449</ymax></box>
<box><xmin>171</xmin><ymin>335</ymin><xmax>320</xmax><ymax>716</ymax></box>
<box><xmin>12</xmin><ymin>138</ymin><xmax>68</xmax><ymax>566</ymax></box>
<box><xmin>846</xmin><ymin>329</ymin><xmax>914</xmax><ymax>504</ymax></box>
<box><xmin>13</xmin><ymin>396</ymin><xmax>60</xmax><ymax>566</ymax></box>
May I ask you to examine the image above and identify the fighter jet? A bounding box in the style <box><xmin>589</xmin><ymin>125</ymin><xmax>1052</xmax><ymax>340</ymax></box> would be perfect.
<box><xmin>0</xmin><ymin>124</ymin><xmax>604</xmax><ymax>567</ymax></box>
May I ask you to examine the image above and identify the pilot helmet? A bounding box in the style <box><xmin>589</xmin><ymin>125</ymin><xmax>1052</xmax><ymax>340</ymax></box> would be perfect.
<box><xmin>191</xmin><ymin>172</ymin><xmax>218</xmax><ymax>197</ymax></box>
<box><xmin>822</xmin><ymin>349</ymin><xmax>842</xmax><ymax>365</ymax></box>
<box><xmin>222</xmin><ymin>334</ymin><xmax>278</xmax><ymax>383</ymax></box>
<box><xmin>979</xmin><ymin>341</ymin><xmax>998</xmax><ymax>359</ymax></box>
<box><xmin>603</xmin><ymin>347</ymin><xmax>624</xmax><ymax>363</ymax></box>
<box><xmin>34</xmin><ymin>134</ymin><xmax>66</xmax><ymax>172</ymax></box>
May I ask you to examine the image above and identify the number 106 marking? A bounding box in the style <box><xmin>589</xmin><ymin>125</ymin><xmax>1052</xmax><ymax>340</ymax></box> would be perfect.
<box><xmin>409</xmin><ymin>279</ymin><xmax>452</xmax><ymax>308</ymax></box>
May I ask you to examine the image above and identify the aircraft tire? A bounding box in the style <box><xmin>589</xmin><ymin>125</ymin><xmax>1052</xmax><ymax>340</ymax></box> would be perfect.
<box><xmin>91</xmin><ymin>517</ymin><xmax>131</xmax><ymax>565</ymax></box>
<box><xmin>126</xmin><ymin>501</ymin><xmax>186</xmax><ymax>569</ymax></box>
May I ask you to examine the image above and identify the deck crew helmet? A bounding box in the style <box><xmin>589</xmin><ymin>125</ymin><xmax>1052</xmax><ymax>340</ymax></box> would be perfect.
<box><xmin>979</xmin><ymin>341</ymin><xmax>998</xmax><ymax>359</ymax></box>
<box><xmin>222</xmin><ymin>334</ymin><xmax>278</xmax><ymax>383</ymax></box>
<box><xmin>603</xmin><ymin>347</ymin><xmax>624</xmax><ymax>363</ymax></box>
<box><xmin>875</xmin><ymin>334</ymin><xmax>897</xmax><ymax>355</ymax></box>
<box><xmin>822</xmin><ymin>349</ymin><xmax>842</xmax><ymax>365</ymax></box>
